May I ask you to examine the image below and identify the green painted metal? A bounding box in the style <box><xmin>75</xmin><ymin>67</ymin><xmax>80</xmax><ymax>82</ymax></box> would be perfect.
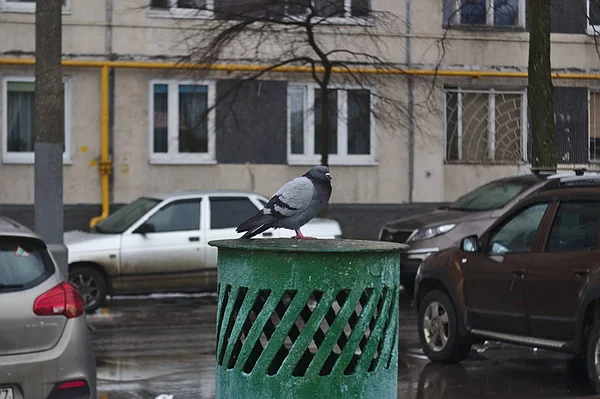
<box><xmin>208</xmin><ymin>238</ymin><xmax>407</xmax><ymax>399</ymax></box>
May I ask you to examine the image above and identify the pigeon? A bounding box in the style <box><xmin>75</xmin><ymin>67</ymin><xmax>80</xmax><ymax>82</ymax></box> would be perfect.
<box><xmin>236</xmin><ymin>166</ymin><xmax>332</xmax><ymax>239</ymax></box>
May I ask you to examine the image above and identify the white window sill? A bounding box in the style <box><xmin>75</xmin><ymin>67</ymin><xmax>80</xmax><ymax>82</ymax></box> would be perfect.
<box><xmin>285</xmin><ymin>15</ymin><xmax>372</xmax><ymax>26</ymax></box>
<box><xmin>149</xmin><ymin>156</ymin><xmax>217</xmax><ymax>165</ymax></box>
<box><xmin>288</xmin><ymin>156</ymin><xmax>378</xmax><ymax>166</ymax></box>
<box><xmin>0</xmin><ymin>6</ymin><xmax>71</xmax><ymax>15</ymax></box>
<box><xmin>2</xmin><ymin>153</ymin><xmax>73</xmax><ymax>165</ymax></box>
<box><xmin>147</xmin><ymin>9</ymin><xmax>213</xmax><ymax>20</ymax></box>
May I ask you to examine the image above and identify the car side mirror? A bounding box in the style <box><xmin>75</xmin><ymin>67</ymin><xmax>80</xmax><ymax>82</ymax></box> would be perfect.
<box><xmin>134</xmin><ymin>222</ymin><xmax>155</xmax><ymax>235</ymax></box>
<box><xmin>460</xmin><ymin>235</ymin><xmax>479</xmax><ymax>253</ymax></box>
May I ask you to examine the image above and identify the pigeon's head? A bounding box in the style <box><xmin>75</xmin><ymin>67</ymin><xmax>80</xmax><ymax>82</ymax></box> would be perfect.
<box><xmin>305</xmin><ymin>165</ymin><xmax>332</xmax><ymax>181</ymax></box>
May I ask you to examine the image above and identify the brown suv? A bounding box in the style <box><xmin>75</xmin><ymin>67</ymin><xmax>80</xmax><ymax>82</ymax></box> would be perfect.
<box><xmin>414</xmin><ymin>175</ymin><xmax>600</xmax><ymax>392</ymax></box>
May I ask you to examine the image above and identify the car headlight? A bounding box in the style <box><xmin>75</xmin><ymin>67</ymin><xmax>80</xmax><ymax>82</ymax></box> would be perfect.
<box><xmin>407</xmin><ymin>224</ymin><xmax>456</xmax><ymax>242</ymax></box>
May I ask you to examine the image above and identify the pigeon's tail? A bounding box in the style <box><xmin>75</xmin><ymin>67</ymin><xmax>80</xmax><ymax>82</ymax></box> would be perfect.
<box><xmin>236</xmin><ymin>212</ymin><xmax>279</xmax><ymax>239</ymax></box>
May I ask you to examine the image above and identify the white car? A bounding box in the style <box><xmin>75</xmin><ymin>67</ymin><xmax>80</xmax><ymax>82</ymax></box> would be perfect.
<box><xmin>64</xmin><ymin>190</ymin><xmax>342</xmax><ymax>312</ymax></box>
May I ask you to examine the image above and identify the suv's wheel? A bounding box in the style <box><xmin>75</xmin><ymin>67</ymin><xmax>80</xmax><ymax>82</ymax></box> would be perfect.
<box><xmin>69</xmin><ymin>265</ymin><xmax>107</xmax><ymax>314</ymax></box>
<box><xmin>418</xmin><ymin>290</ymin><xmax>471</xmax><ymax>363</ymax></box>
<box><xmin>585</xmin><ymin>321</ymin><xmax>600</xmax><ymax>393</ymax></box>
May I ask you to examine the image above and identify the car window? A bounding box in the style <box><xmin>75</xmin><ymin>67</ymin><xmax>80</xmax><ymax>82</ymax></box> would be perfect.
<box><xmin>210</xmin><ymin>197</ymin><xmax>259</xmax><ymax>229</ymax></box>
<box><xmin>145</xmin><ymin>199</ymin><xmax>201</xmax><ymax>233</ymax></box>
<box><xmin>546</xmin><ymin>202</ymin><xmax>600</xmax><ymax>252</ymax></box>
<box><xmin>449</xmin><ymin>179</ymin><xmax>538</xmax><ymax>211</ymax></box>
<box><xmin>0</xmin><ymin>237</ymin><xmax>54</xmax><ymax>291</ymax></box>
<box><xmin>488</xmin><ymin>203</ymin><xmax>549</xmax><ymax>255</ymax></box>
<box><xmin>95</xmin><ymin>197</ymin><xmax>161</xmax><ymax>234</ymax></box>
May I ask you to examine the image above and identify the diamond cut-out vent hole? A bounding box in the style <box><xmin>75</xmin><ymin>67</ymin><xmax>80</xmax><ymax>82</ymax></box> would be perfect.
<box><xmin>227</xmin><ymin>290</ymin><xmax>271</xmax><ymax>369</ymax></box>
<box><xmin>265</xmin><ymin>290</ymin><xmax>324</xmax><ymax>376</ymax></box>
<box><xmin>370</xmin><ymin>286</ymin><xmax>396</xmax><ymax>372</ymax></box>
<box><xmin>218</xmin><ymin>286</ymin><xmax>247</xmax><ymax>366</ymax></box>
<box><xmin>333</xmin><ymin>288</ymin><xmax>373</xmax><ymax>355</ymax></box>
<box><xmin>344</xmin><ymin>287</ymin><xmax>388</xmax><ymax>375</ymax></box>
<box><xmin>243</xmin><ymin>290</ymin><xmax>297</xmax><ymax>374</ymax></box>
<box><xmin>319</xmin><ymin>288</ymin><xmax>381</xmax><ymax>376</ymax></box>
<box><xmin>216</xmin><ymin>284</ymin><xmax>231</xmax><ymax>350</ymax></box>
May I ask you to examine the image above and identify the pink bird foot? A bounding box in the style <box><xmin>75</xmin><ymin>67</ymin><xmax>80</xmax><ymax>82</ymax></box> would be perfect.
<box><xmin>292</xmin><ymin>230</ymin><xmax>316</xmax><ymax>240</ymax></box>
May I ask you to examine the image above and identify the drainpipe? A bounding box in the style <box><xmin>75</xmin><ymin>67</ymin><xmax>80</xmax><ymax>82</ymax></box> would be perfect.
<box><xmin>406</xmin><ymin>0</ymin><xmax>415</xmax><ymax>203</ymax></box>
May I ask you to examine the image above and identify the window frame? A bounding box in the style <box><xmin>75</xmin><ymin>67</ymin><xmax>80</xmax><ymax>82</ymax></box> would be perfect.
<box><xmin>445</xmin><ymin>0</ymin><xmax>526</xmax><ymax>28</ymax></box>
<box><xmin>148</xmin><ymin>0</ymin><xmax>214</xmax><ymax>19</ymax></box>
<box><xmin>2</xmin><ymin>76</ymin><xmax>73</xmax><ymax>165</ymax></box>
<box><xmin>444</xmin><ymin>87</ymin><xmax>528</xmax><ymax>164</ymax></box>
<box><xmin>544</xmin><ymin>200</ymin><xmax>600</xmax><ymax>253</ymax></box>
<box><xmin>0</xmin><ymin>0</ymin><xmax>71</xmax><ymax>13</ymax></box>
<box><xmin>284</xmin><ymin>0</ymin><xmax>372</xmax><ymax>25</ymax></box>
<box><xmin>148</xmin><ymin>79</ymin><xmax>216</xmax><ymax>165</ymax></box>
<box><xmin>286</xmin><ymin>82</ymin><xmax>378</xmax><ymax>166</ymax></box>
<box><xmin>486</xmin><ymin>201</ymin><xmax>550</xmax><ymax>256</ymax></box>
<box><xmin>144</xmin><ymin>197</ymin><xmax>202</xmax><ymax>233</ymax></box>
<box><xmin>587</xmin><ymin>0</ymin><xmax>600</xmax><ymax>35</ymax></box>
<box><xmin>589</xmin><ymin>89</ymin><xmax>600</xmax><ymax>163</ymax></box>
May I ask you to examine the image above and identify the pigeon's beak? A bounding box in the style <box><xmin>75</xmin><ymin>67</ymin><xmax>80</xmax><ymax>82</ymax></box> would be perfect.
<box><xmin>325</xmin><ymin>173</ymin><xmax>332</xmax><ymax>180</ymax></box>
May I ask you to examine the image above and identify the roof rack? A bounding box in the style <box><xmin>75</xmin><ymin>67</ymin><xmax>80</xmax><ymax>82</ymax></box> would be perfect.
<box><xmin>557</xmin><ymin>174</ymin><xmax>600</xmax><ymax>186</ymax></box>
<box><xmin>547</xmin><ymin>169</ymin><xmax>599</xmax><ymax>180</ymax></box>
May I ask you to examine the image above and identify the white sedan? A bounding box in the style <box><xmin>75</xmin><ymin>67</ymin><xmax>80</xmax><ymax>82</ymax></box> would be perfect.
<box><xmin>64</xmin><ymin>190</ymin><xmax>343</xmax><ymax>312</ymax></box>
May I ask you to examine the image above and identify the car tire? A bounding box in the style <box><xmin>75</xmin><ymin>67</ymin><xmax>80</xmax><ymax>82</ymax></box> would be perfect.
<box><xmin>418</xmin><ymin>290</ymin><xmax>471</xmax><ymax>364</ymax></box>
<box><xmin>69</xmin><ymin>265</ymin><xmax>108</xmax><ymax>314</ymax></box>
<box><xmin>585</xmin><ymin>321</ymin><xmax>600</xmax><ymax>393</ymax></box>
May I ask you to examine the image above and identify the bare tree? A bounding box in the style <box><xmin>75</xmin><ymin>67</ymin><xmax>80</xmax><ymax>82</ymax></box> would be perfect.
<box><xmin>164</xmin><ymin>0</ymin><xmax>417</xmax><ymax>167</ymax></box>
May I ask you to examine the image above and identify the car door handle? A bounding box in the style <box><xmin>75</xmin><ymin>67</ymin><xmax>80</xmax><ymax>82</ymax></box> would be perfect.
<box><xmin>574</xmin><ymin>269</ymin><xmax>590</xmax><ymax>278</ymax></box>
<box><xmin>512</xmin><ymin>269</ymin><xmax>525</xmax><ymax>279</ymax></box>
<box><xmin>188</xmin><ymin>236</ymin><xmax>200</xmax><ymax>242</ymax></box>
<box><xmin>262</xmin><ymin>232</ymin><xmax>273</xmax><ymax>237</ymax></box>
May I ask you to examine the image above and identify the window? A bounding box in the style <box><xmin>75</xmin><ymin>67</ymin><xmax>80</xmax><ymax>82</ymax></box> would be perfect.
<box><xmin>489</xmin><ymin>203</ymin><xmax>548</xmax><ymax>255</ymax></box>
<box><xmin>288</xmin><ymin>84</ymin><xmax>376</xmax><ymax>165</ymax></box>
<box><xmin>0</xmin><ymin>237</ymin><xmax>54</xmax><ymax>291</ymax></box>
<box><xmin>145</xmin><ymin>199</ymin><xmax>201</xmax><ymax>233</ymax></box>
<box><xmin>149</xmin><ymin>0</ymin><xmax>213</xmax><ymax>18</ymax></box>
<box><xmin>95</xmin><ymin>197</ymin><xmax>161</xmax><ymax>234</ymax></box>
<box><xmin>2</xmin><ymin>77</ymin><xmax>72</xmax><ymax>164</ymax></box>
<box><xmin>0</xmin><ymin>0</ymin><xmax>69</xmax><ymax>13</ymax></box>
<box><xmin>449</xmin><ymin>178</ymin><xmax>537</xmax><ymax>211</ymax></box>
<box><xmin>444</xmin><ymin>0</ymin><xmax>525</xmax><ymax>27</ymax></box>
<box><xmin>287</xmin><ymin>0</ymin><xmax>370</xmax><ymax>19</ymax></box>
<box><xmin>150</xmin><ymin>80</ymin><xmax>216</xmax><ymax>164</ymax></box>
<box><xmin>445</xmin><ymin>88</ymin><xmax>527</xmax><ymax>164</ymax></box>
<box><xmin>546</xmin><ymin>202</ymin><xmax>600</xmax><ymax>252</ymax></box>
<box><xmin>590</xmin><ymin>91</ymin><xmax>600</xmax><ymax>161</ymax></box>
<box><xmin>588</xmin><ymin>0</ymin><xmax>600</xmax><ymax>34</ymax></box>
<box><xmin>210</xmin><ymin>197</ymin><xmax>260</xmax><ymax>229</ymax></box>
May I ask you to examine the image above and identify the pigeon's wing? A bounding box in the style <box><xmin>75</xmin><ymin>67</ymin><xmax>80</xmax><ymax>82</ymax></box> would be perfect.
<box><xmin>236</xmin><ymin>177</ymin><xmax>314</xmax><ymax>239</ymax></box>
<box><xmin>265</xmin><ymin>177</ymin><xmax>315</xmax><ymax>218</ymax></box>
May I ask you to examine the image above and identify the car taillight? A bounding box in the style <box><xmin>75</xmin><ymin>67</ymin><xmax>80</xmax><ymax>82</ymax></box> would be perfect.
<box><xmin>58</xmin><ymin>380</ymin><xmax>87</xmax><ymax>389</ymax></box>
<box><xmin>49</xmin><ymin>379</ymin><xmax>90</xmax><ymax>399</ymax></box>
<box><xmin>33</xmin><ymin>282</ymin><xmax>84</xmax><ymax>318</ymax></box>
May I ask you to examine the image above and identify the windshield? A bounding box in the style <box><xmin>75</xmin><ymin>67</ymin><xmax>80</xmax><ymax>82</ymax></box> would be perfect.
<box><xmin>449</xmin><ymin>180</ymin><xmax>536</xmax><ymax>212</ymax></box>
<box><xmin>0</xmin><ymin>237</ymin><xmax>54</xmax><ymax>292</ymax></box>
<box><xmin>94</xmin><ymin>197</ymin><xmax>161</xmax><ymax>234</ymax></box>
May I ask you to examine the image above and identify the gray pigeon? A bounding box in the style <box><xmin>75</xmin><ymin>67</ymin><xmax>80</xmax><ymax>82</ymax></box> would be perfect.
<box><xmin>236</xmin><ymin>166</ymin><xmax>332</xmax><ymax>239</ymax></box>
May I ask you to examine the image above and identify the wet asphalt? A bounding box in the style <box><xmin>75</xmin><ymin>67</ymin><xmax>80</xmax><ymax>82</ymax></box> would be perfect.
<box><xmin>88</xmin><ymin>290</ymin><xmax>600</xmax><ymax>399</ymax></box>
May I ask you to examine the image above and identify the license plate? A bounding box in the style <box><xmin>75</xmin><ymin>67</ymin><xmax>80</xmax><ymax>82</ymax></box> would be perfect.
<box><xmin>0</xmin><ymin>388</ymin><xmax>13</xmax><ymax>399</ymax></box>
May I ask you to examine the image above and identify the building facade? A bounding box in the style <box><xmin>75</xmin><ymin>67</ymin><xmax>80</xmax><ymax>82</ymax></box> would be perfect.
<box><xmin>0</xmin><ymin>0</ymin><xmax>598</xmax><ymax>219</ymax></box>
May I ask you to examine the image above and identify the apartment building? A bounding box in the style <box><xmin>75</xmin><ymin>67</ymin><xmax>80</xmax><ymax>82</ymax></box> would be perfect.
<box><xmin>0</xmin><ymin>0</ymin><xmax>597</xmax><ymax>217</ymax></box>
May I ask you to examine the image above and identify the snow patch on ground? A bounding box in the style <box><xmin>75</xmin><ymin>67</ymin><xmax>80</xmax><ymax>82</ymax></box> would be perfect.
<box><xmin>108</xmin><ymin>292</ymin><xmax>218</xmax><ymax>300</ymax></box>
<box><xmin>156</xmin><ymin>395</ymin><xmax>174</xmax><ymax>399</ymax></box>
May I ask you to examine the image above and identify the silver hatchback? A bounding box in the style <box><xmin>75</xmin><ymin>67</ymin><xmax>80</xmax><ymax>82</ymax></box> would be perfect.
<box><xmin>0</xmin><ymin>217</ymin><xmax>96</xmax><ymax>399</ymax></box>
